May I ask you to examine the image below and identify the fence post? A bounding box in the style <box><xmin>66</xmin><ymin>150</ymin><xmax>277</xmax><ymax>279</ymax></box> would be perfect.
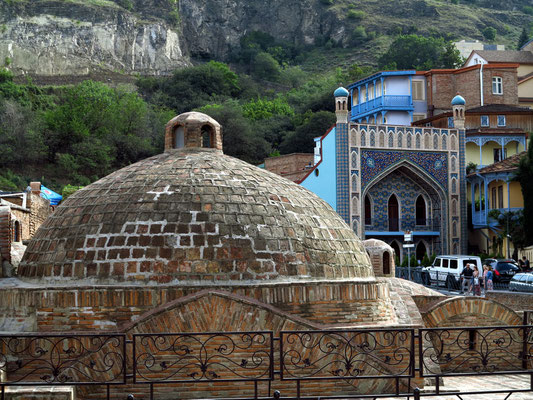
<box><xmin>413</xmin><ymin>387</ymin><xmax>420</xmax><ymax>400</ymax></box>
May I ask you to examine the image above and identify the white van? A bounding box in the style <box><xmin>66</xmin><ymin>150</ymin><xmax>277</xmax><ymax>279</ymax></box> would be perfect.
<box><xmin>423</xmin><ymin>255</ymin><xmax>482</xmax><ymax>289</ymax></box>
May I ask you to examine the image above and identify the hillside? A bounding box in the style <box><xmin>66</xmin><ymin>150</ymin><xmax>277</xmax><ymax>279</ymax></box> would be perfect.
<box><xmin>0</xmin><ymin>0</ymin><xmax>531</xmax><ymax>77</ymax></box>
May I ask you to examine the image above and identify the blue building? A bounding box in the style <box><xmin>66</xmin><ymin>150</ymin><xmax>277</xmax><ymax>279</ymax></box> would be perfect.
<box><xmin>299</xmin><ymin>89</ymin><xmax>467</xmax><ymax>260</ymax></box>
<box><xmin>348</xmin><ymin>71</ymin><xmax>429</xmax><ymax>126</ymax></box>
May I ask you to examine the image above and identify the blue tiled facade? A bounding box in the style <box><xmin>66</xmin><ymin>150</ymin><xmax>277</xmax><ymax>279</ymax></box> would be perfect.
<box><xmin>300</xmin><ymin>90</ymin><xmax>468</xmax><ymax>257</ymax></box>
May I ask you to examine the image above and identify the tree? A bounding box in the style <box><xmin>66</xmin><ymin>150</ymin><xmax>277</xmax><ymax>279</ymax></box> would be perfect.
<box><xmin>279</xmin><ymin>111</ymin><xmax>336</xmax><ymax>154</ymax></box>
<box><xmin>518</xmin><ymin>27</ymin><xmax>530</xmax><ymax>50</ymax></box>
<box><xmin>252</xmin><ymin>52</ymin><xmax>281</xmax><ymax>81</ymax></box>
<box><xmin>514</xmin><ymin>137</ymin><xmax>533</xmax><ymax>246</ymax></box>
<box><xmin>482</xmin><ymin>27</ymin><xmax>496</xmax><ymax>41</ymax></box>
<box><xmin>378</xmin><ymin>35</ymin><xmax>462</xmax><ymax>70</ymax></box>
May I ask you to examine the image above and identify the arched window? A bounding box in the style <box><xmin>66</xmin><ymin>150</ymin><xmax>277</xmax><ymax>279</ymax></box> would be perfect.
<box><xmin>383</xmin><ymin>251</ymin><xmax>391</xmax><ymax>275</ymax></box>
<box><xmin>388</xmin><ymin>132</ymin><xmax>394</xmax><ymax>147</ymax></box>
<box><xmin>201</xmin><ymin>125</ymin><xmax>215</xmax><ymax>148</ymax></box>
<box><xmin>365</xmin><ymin>195</ymin><xmax>372</xmax><ymax>225</ymax></box>
<box><xmin>407</xmin><ymin>133</ymin><xmax>412</xmax><ymax>148</ymax></box>
<box><xmin>416</xmin><ymin>241</ymin><xmax>427</xmax><ymax>263</ymax></box>
<box><xmin>388</xmin><ymin>195</ymin><xmax>399</xmax><ymax>231</ymax></box>
<box><xmin>174</xmin><ymin>125</ymin><xmax>185</xmax><ymax>148</ymax></box>
<box><xmin>416</xmin><ymin>195</ymin><xmax>427</xmax><ymax>226</ymax></box>
<box><xmin>361</xmin><ymin>131</ymin><xmax>366</xmax><ymax>146</ymax></box>
<box><xmin>13</xmin><ymin>220</ymin><xmax>21</xmax><ymax>242</ymax></box>
<box><xmin>351</xmin><ymin>152</ymin><xmax>358</xmax><ymax>169</ymax></box>
<box><xmin>433</xmin><ymin>134</ymin><xmax>439</xmax><ymax>150</ymax></box>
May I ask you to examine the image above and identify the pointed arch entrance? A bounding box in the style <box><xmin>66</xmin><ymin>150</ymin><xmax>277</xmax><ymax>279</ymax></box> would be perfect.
<box><xmin>388</xmin><ymin>195</ymin><xmax>399</xmax><ymax>231</ymax></box>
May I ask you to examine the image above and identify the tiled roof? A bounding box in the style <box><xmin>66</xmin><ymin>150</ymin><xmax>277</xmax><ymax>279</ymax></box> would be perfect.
<box><xmin>475</xmin><ymin>50</ymin><xmax>533</xmax><ymax>64</ymax></box>
<box><xmin>466</xmin><ymin>104</ymin><xmax>533</xmax><ymax>113</ymax></box>
<box><xmin>473</xmin><ymin>152</ymin><xmax>526</xmax><ymax>176</ymax></box>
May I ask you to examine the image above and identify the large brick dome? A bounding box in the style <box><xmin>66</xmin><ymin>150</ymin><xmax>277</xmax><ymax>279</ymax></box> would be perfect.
<box><xmin>19</xmin><ymin>114</ymin><xmax>373</xmax><ymax>283</ymax></box>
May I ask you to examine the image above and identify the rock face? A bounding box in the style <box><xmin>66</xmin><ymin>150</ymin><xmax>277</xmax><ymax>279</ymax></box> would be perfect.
<box><xmin>179</xmin><ymin>0</ymin><xmax>342</xmax><ymax>59</ymax></box>
<box><xmin>0</xmin><ymin>0</ymin><xmax>343</xmax><ymax>76</ymax></box>
<box><xmin>0</xmin><ymin>1</ymin><xmax>189</xmax><ymax>76</ymax></box>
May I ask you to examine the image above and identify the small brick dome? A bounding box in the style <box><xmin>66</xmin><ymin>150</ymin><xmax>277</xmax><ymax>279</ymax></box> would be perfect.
<box><xmin>19</xmin><ymin>114</ymin><xmax>373</xmax><ymax>284</ymax></box>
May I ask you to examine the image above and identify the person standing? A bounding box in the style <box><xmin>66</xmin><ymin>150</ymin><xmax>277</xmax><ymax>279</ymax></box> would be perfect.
<box><xmin>460</xmin><ymin>263</ymin><xmax>473</xmax><ymax>295</ymax></box>
<box><xmin>472</xmin><ymin>265</ymin><xmax>481</xmax><ymax>296</ymax></box>
<box><xmin>522</xmin><ymin>256</ymin><xmax>530</xmax><ymax>272</ymax></box>
<box><xmin>484</xmin><ymin>264</ymin><xmax>493</xmax><ymax>293</ymax></box>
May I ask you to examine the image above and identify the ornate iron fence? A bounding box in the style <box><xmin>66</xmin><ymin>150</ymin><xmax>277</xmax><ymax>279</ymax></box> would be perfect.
<box><xmin>0</xmin><ymin>327</ymin><xmax>531</xmax><ymax>400</ymax></box>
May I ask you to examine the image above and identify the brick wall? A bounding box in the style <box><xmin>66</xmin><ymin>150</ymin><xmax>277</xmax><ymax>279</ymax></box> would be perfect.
<box><xmin>264</xmin><ymin>154</ymin><xmax>314</xmax><ymax>182</ymax></box>
<box><xmin>429</xmin><ymin>66</ymin><xmax>518</xmax><ymax>115</ymax></box>
<box><xmin>0</xmin><ymin>207</ymin><xmax>11</xmax><ymax>265</ymax></box>
<box><xmin>27</xmin><ymin>193</ymin><xmax>52</xmax><ymax>237</ymax></box>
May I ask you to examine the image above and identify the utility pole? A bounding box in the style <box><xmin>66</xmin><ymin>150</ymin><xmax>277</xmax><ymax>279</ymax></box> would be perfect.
<box><xmin>403</xmin><ymin>231</ymin><xmax>414</xmax><ymax>281</ymax></box>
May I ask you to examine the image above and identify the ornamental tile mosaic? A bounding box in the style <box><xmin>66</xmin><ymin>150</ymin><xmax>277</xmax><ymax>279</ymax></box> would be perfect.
<box><xmin>361</xmin><ymin>150</ymin><xmax>449</xmax><ymax>191</ymax></box>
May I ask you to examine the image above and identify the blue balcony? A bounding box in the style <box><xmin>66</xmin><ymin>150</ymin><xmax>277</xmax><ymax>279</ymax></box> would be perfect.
<box><xmin>472</xmin><ymin>207</ymin><xmax>523</xmax><ymax>229</ymax></box>
<box><xmin>351</xmin><ymin>95</ymin><xmax>413</xmax><ymax>121</ymax></box>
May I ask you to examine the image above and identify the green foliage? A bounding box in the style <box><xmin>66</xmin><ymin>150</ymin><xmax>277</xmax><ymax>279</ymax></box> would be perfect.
<box><xmin>0</xmin><ymin>170</ymin><xmax>25</xmax><ymax>191</ymax></box>
<box><xmin>351</xmin><ymin>26</ymin><xmax>367</xmax><ymax>46</ymax></box>
<box><xmin>252</xmin><ymin>52</ymin><xmax>281</xmax><ymax>81</ymax></box>
<box><xmin>198</xmin><ymin>101</ymin><xmax>270</xmax><ymax>164</ymax></box>
<box><xmin>242</xmin><ymin>97</ymin><xmax>294</xmax><ymax>121</ymax></box>
<box><xmin>482</xmin><ymin>26</ymin><xmax>496</xmax><ymax>41</ymax></box>
<box><xmin>523</xmin><ymin>5</ymin><xmax>533</xmax><ymax>15</ymax></box>
<box><xmin>518</xmin><ymin>27</ymin><xmax>530</xmax><ymax>49</ymax></box>
<box><xmin>347</xmin><ymin>10</ymin><xmax>365</xmax><ymax>21</ymax></box>
<box><xmin>279</xmin><ymin>111</ymin><xmax>335</xmax><ymax>154</ymax></box>
<box><xmin>378</xmin><ymin>34</ymin><xmax>462</xmax><ymax>70</ymax></box>
<box><xmin>466</xmin><ymin>162</ymin><xmax>478</xmax><ymax>175</ymax></box>
<box><xmin>344</xmin><ymin>63</ymin><xmax>374</xmax><ymax>83</ymax></box>
<box><xmin>137</xmin><ymin>61</ymin><xmax>240</xmax><ymax>114</ymax></box>
<box><xmin>320</xmin><ymin>0</ymin><xmax>334</xmax><ymax>5</ymax></box>
<box><xmin>61</xmin><ymin>184</ymin><xmax>84</xmax><ymax>200</ymax></box>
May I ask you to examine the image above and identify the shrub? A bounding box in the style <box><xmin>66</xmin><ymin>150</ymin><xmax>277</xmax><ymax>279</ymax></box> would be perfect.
<box><xmin>523</xmin><ymin>6</ymin><xmax>533</xmax><ymax>15</ymax></box>
<box><xmin>116</xmin><ymin>0</ymin><xmax>133</xmax><ymax>10</ymax></box>
<box><xmin>482</xmin><ymin>26</ymin><xmax>496</xmax><ymax>41</ymax></box>
<box><xmin>347</xmin><ymin>10</ymin><xmax>366</xmax><ymax>21</ymax></box>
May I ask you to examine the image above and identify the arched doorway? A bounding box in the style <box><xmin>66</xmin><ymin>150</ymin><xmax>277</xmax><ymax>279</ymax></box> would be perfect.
<box><xmin>383</xmin><ymin>251</ymin><xmax>391</xmax><ymax>275</ymax></box>
<box><xmin>388</xmin><ymin>195</ymin><xmax>399</xmax><ymax>231</ymax></box>
<box><xmin>390</xmin><ymin>241</ymin><xmax>401</xmax><ymax>263</ymax></box>
<box><xmin>364</xmin><ymin>195</ymin><xmax>372</xmax><ymax>226</ymax></box>
<box><xmin>416</xmin><ymin>195</ymin><xmax>426</xmax><ymax>226</ymax></box>
<box><xmin>416</xmin><ymin>241</ymin><xmax>427</xmax><ymax>264</ymax></box>
<box><xmin>202</xmin><ymin>125</ymin><xmax>215</xmax><ymax>148</ymax></box>
<box><xmin>174</xmin><ymin>125</ymin><xmax>185</xmax><ymax>148</ymax></box>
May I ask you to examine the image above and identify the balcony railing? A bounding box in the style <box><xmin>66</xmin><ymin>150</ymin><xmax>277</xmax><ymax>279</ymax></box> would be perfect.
<box><xmin>472</xmin><ymin>207</ymin><xmax>523</xmax><ymax>228</ymax></box>
<box><xmin>351</xmin><ymin>95</ymin><xmax>412</xmax><ymax>116</ymax></box>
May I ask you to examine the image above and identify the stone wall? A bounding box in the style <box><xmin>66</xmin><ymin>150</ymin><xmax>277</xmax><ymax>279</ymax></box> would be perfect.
<box><xmin>264</xmin><ymin>153</ymin><xmax>314</xmax><ymax>183</ymax></box>
<box><xmin>0</xmin><ymin>206</ymin><xmax>11</xmax><ymax>264</ymax></box>
<box><xmin>27</xmin><ymin>192</ymin><xmax>52</xmax><ymax>237</ymax></box>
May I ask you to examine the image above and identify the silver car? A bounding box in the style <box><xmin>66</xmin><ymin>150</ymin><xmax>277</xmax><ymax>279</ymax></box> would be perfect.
<box><xmin>509</xmin><ymin>273</ymin><xmax>533</xmax><ymax>293</ymax></box>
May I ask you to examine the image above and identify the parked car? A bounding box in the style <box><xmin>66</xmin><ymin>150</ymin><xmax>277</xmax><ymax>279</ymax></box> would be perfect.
<box><xmin>509</xmin><ymin>273</ymin><xmax>533</xmax><ymax>293</ymax></box>
<box><xmin>485</xmin><ymin>259</ymin><xmax>520</xmax><ymax>284</ymax></box>
<box><xmin>422</xmin><ymin>255</ymin><xmax>482</xmax><ymax>290</ymax></box>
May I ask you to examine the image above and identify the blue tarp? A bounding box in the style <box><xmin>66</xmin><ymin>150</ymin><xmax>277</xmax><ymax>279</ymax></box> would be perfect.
<box><xmin>40</xmin><ymin>185</ymin><xmax>62</xmax><ymax>206</ymax></box>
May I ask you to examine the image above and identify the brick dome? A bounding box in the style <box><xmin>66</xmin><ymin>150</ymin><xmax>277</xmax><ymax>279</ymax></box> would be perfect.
<box><xmin>19</xmin><ymin>115</ymin><xmax>373</xmax><ymax>284</ymax></box>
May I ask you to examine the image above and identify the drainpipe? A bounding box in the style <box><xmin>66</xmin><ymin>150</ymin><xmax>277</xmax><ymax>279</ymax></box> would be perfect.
<box><xmin>479</xmin><ymin>63</ymin><xmax>484</xmax><ymax>106</ymax></box>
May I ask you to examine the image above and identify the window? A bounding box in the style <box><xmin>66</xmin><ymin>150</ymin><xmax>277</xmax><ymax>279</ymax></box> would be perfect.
<box><xmin>450</xmin><ymin>259</ymin><xmax>458</xmax><ymax>269</ymax></box>
<box><xmin>494</xmin><ymin>148</ymin><xmax>507</xmax><ymax>163</ymax></box>
<box><xmin>498</xmin><ymin>185</ymin><xmax>504</xmax><ymax>209</ymax></box>
<box><xmin>497</xmin><ymin>115</ymin><xmax>506</xmax><ymax>127</ymax></box>
<box><xmin>365</xmin><ymin>195</ymin><xmax>372</xmax><ymax>225</ymax></box>
<box><xmin>492</xmin><ymin>76</ymin><xmax>503</xmax><ymax>95</ymax></box>
<box><xmin>481</xmin><ymin>115</ymin><xmax>489</xmax><ymax>127</ymax></box>
<box><xmin>412</xmin><ymin>114</ymin><xmax>426</xmax><ymax>122</ymax></box>
<box><xmin>416</xmin><ymin>195</ymin><xmax>426</xmax><ymax>225</ymax></box>
<box><xmin>412</xmin><ymin>80</ymin><xmax>425</xmax><ymax>101</ymax></box>
<box><xmin>492</xmin><ymin>187</ymin><xmax>496</xmax><ymax>209</ymax></box>
<box><xmin>448</xmin><ymin>117</ymin><xmax>454</xmax><ymax>128</ymax></box>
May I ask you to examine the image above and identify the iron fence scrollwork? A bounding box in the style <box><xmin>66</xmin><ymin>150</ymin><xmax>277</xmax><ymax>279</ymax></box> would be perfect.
<box><xmin>0</xmin><ymin>334</ymin><xmax>126</xmax><ymax>386</ymax></box>
<box><xmin>280</xmin><ymin>329</ymin><xmax>415</xmax><ymax>381</ymax></box>
<box><xmin>419</xmin><ymin>325</ymin><xmax>533</xmax><ymax>377</ymax></box>
<box><xmin>133</xmin><ymin>331</ymin><xmax>274</xmax><ymax>384</ymax></box>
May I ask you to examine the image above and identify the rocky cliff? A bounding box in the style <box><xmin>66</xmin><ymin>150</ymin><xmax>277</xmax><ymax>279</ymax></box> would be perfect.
<box><xmin>0</xmin><ymin>1</ymin><xmax>189</xmax><ymax>76</ymax></box>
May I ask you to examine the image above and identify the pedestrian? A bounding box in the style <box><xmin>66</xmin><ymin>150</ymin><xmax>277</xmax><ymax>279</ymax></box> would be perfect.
<box><xmin>484</xmin><ymin>264</ymin><xmax>493</xmax><ymax>293</ymax></box>
<box><xmin>522</xmin><ymin>256</ymin><xmax>530</xmax><ymax>272</ymax></box>
<box><xmin>472</xmin><ymin>265</ymin><xmax>481</xmax><ymax>296</ymax></box>
<box><xmin>460</xmin><ymin>263</ymin><xmax>473</xmax><ymax>294</ymax></box>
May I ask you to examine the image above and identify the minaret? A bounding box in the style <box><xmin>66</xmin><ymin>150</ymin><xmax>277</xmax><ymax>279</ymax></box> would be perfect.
<box><xmin>451</xmin><ymin>94</ymin><xmax>466</xmax><ymax>130</ymax></box>
<box><xmin>334</xmin><ymin>86</ymin><xmax>349</xmax><ymax>124</ymax></box>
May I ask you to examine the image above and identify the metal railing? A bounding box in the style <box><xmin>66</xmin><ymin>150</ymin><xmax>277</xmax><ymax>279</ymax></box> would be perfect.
<box><xmin>0</xmin><ymin>327</ymin><xmax>531</xmax><ymax>400</ymax></box>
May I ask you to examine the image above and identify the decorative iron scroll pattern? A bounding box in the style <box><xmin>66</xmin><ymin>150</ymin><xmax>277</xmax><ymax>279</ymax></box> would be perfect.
<box><xmin>133</xmin><ymin>331</ymin><xmax>273</xmax><ymax>383</ymax></box>
<box><xmin>420</xmin><ymin>326</ymin><xmax>533</xmax><ymax>377</ymax></box>
<box><xmin>0</xmin><ymin>334</ymin><xmax>126</xmax><ymax>385</ymax></box>
<box><xmin>280</xmin><ymin>329</ymin><xmax>414</xmax><ymax>380</ymax></box>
